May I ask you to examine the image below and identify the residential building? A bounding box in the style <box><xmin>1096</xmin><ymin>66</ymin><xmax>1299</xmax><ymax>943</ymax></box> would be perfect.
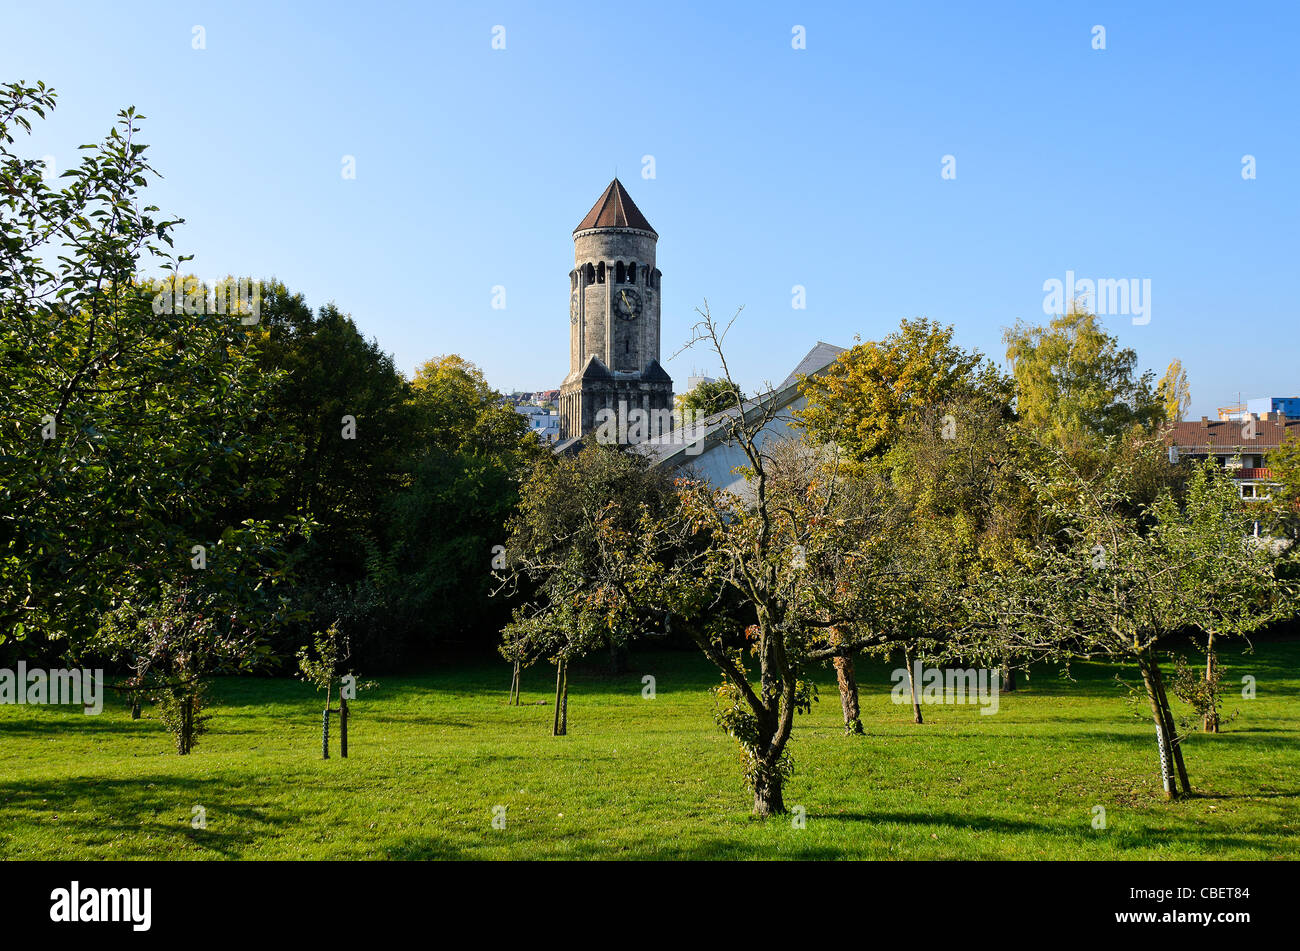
<box><xmin>515</xmin><ymin>404</ymin><xmax>561</xmax><ymax>443</ymax></box>
<box><xmin>1168</xmin><ymin>413</ymin><xmax>1298</xmax><ymax>499</ymax></box>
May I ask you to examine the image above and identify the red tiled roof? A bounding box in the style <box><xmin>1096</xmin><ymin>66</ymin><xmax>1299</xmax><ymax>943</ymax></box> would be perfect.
<box><xmin>1168</xmin><ymin>418</ymin><xmax>1300</xmax><ymax>451</ymax></box>
<box><xmin>574</xmin><ymin>179</ymin><xmax>657</xmax><ymax>235</ymax></box>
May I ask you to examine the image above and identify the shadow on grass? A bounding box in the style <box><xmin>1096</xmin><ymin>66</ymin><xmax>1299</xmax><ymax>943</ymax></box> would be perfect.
<box><xmin>363</xmin><ymin>715</ymin><xmax>481</xmax><ymax>729</ymax></box>
<box><xmin>0</xmin><ymin>716</ymin><xmax>164</xmax><ymax>737</ymax></box>
<box><xmin>1063</xmin><ymin>730</ymin><xmax>1300</xmax><ymax>752</ymax></box>
<box><xmin>812</xmin><ymin>807</ymin><xmax>1291</xmax><ymax>855</ymax></box>
<box><xmin>382</xmin><ymin>835</ymin><xmax>845</xmax><ymax>861</ymax></box>
<box><xmin>1190</xmin><ymin>789</ymin><xmax>1300</xmax><ymax>800</ymax></box>
<box><xmin>0</xmin><ymin>774</ymin><xmax>306</xmax><ymax>859</ymax></box>
<box><xmin>0</xmin><ymin>716</ymin><xmax>262</xmax><ymax>741</ymax></box>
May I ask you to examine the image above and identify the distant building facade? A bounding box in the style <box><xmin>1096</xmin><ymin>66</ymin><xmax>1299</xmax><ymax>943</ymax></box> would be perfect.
<box><xmin>1217</xmin><ymin>396</ymin><xmax>1300</xmax><ymax>421</ymax></box>
<box><xmin>515</xmin><ymin>404</ymin><xmax>561</xmax><ymax>443</ymax></box>
<box><xmin>1248</xmin><ymin>396</ymin><xmax>1300</xmax><ymax>418</ymax></box>
<box><xmin>505</xmin><ymin>389</ymin><xmax>559</xmax><ymax>407</ymax></box>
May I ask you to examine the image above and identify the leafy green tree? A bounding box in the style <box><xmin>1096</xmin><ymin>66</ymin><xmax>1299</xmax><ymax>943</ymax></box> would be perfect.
<box><xmin>296</xmin><ymin>621</ymin><xmax>373</xmax><ymax>756</ymax></box>
<box><xmin>605</xmin><ymin>308</ymin><xmax>910</xmax><ymax>813</ymax></box>
<box><xmin>296</xmin><ymin>622</ymin><xmax>348</xmax><ymax>699</ymax></box>
<box><xmin>799</xmin><ymin>317</ymin><xmax>1010</xmax><ymax>463</ymax></box>
<box><xmin>356</xmin><ymin>354</ymin><xmax>535</xmax><ymax>662</ymax></box>
<box><xmin>411</xmin><ymin>354</ymin><xmax>533</xmax><ymax>457</ymax></box>
<box><xmin>988</xmin><ymin>440</ymin><xmax>1295</xmax><ymax>799</ymax></box>
<box><xmin>249</xmin><ymin>291</ymin><xmax>418</xmax><ymax>587</ymax></box>
<box><xmin>796</xmin><ymin>318</ymin><xmax>1017</xmax><ymax>718</ymax></box>
<box><xmin>97</xmin><ymin>522</ymin><xmax>293</xmax><ymax>753</ymax></box>
<box><xmin>243</xmin><ymin>299</ymin><xmax>533</xmax><ymax>664</ymax></box>
<box><xmin>870</xmin><ymin>397</ymin><xmax>1039</xmax><ymax>702</ymax></box>
<box><xmin>1002</xmin><ymin>307</ymin><xmax>1162</xmax><ymax>454</ymax></box>
<box><xmin>0</xmin><ymin>82</ymin><xmax>301</xmax><ymax>664</ymax></box>
<box><xmin>623</xmin><ymin>449</ymin><xmax>819</xmax><ymax>811</ymax></box>
<box><xmin>1267</xmin><ymin>433</ymin><xmax>1300</xmax><ymax>510</ymax></box>
<box><xmin>1150</xmin><ymin>460</ymin><xmax>1297</xmax><ymax>732</ymax></box>
<box><xmin>498</xmin><ymin>444</ymin><xmax>675</xmax><ymax>734</ymax></box>
<box><xmin>675</xmin><ymin>378</ymin><xmax>745</xmax><ymax>419</ymax></box>
<box><xmin>373</xmin><ymin>442</ymin><xmax>527</xmax><ymax>660</ymax></box>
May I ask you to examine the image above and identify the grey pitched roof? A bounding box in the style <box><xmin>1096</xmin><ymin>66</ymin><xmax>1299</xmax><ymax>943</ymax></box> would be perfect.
<box><xmin>552</xmin><ymin>435</ymin><xmax>585</xmax><ymax>455</ymax></box>
<box><xmin>778</xmin><ymin>341</ymin><xmax>846</xmax><ymax>390</ymax></box>
<box><xmin>633</xmin><ymin>340</ymin><xmax>846</xmax><ymax>468</ymax></box>
<box><xmin>632</xmin><ymin>393</ymin><xmax>752</xmax><ymax>466</ymax></box>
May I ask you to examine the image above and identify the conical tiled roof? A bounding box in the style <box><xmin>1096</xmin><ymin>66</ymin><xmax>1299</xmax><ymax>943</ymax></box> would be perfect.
<box><xmin>574</xmin><ymin>179</ymin><xmax>657</xmax><ymax>236</ymax></box>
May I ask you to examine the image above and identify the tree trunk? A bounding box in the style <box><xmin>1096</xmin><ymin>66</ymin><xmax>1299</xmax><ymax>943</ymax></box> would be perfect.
<box><xmin>609</xmin><ymin>641</ymin><xmax>629</xmax><ymax>674</ymax></box>
<box><xmin>509</xmin><ymin>660</ymin><xmax>521</xmax><ymax>706</ymax></box>
<box><xmin>1139</xmin><ymin>656</ymin><xmax>1179</xmax><ymax>800</ymax></box>
<box><xmin>752</xmin><ymin>763</ymin><xmax>786</xmax><ymax>817</ymax></box>
<box><xmin>130</xmin><ymin>698</ymin><xmax>141</xmax><ymax>719</ymax></box>
<box><xmin>339</xmin><ymin>695</ymin><xmax>348</xmax><ymax>758</ymax></box>
<box><xmin>1001</xmin><ymin>656</ymin><xmax>1017</xmax><ymax>693</ymax></box>
<box><xmin>552</xmin><ymin>659</ymin><xmax>568</xmax><ymax>736</ymax></box>
<box><xmin>904</xmin><ymin>646</ymin><xmax>923</xmax><ymax>724</ymax></box>
<box><xmin>833</xmin><ymin>651</ymin><xmax>864</xmax><ymax>735</ymax></box>
<box><xmin>322</xmin><ymin>681</ymin><xmax>331</xmax><ymax>759</ymax></box>
<box><xmin>1150</xmin><ymin>659</ymin><xmax>1192</xmax><ymax>795</ymax></box>
<box><xmin>1204</xmin><ymin>634</ymin><xmax>1220</xmax><ymax>733</ymax></box>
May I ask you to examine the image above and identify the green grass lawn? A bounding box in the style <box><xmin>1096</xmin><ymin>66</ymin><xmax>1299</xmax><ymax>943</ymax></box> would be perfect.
<box><xmin>2</xmin><ymin>640</ymin><xmax>1298</xmax><ymax>860</ymax></box>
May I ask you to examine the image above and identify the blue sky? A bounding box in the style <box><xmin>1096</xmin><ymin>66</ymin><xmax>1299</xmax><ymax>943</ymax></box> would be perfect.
<box><xmin>4</xmin><ymin>1</ymin><xmax>1296</xmax><ymax>416</ymax></box>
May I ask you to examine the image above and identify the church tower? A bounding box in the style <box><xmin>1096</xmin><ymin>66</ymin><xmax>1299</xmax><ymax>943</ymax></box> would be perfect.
<box><xmin>559</xmin><ymin>179</ymin><xmax>673</xmax><ymax>440</ymax></box>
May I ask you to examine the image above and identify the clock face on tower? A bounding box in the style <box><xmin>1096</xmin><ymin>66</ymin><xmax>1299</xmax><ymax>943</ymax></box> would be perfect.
<box><xmin>614</xmin><ymin>288</ymin><xmax>642</xmax><ymax>321</ymax></box>
<box><xmin>570</xmin><ymin>291</ymin><xmax>578</xmax><ymax>324</ymax></box>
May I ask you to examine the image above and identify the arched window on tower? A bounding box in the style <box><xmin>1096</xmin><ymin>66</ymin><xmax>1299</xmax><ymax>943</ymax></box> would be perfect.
<box><xmin>627</xmin><ymin>261</ymin><xmax>637</xmax><ymax>284</ymax></box>
<box><xmin>615</xmin><ymin>261</ymin><xmax>625</xmax><ymax>284</ymax></box>
<box><xmin>584</xmin><ymin>263</ymin><xmax>595</xmax><ymax>284</ymax></box>
<box><xmin>597</xmin><ymin>262</ymin><xmax>605</xmax><ymax>284</ymax></box>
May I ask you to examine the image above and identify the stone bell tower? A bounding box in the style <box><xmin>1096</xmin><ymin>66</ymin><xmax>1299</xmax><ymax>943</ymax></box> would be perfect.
<box><xmin>558</xmin><ymin>179</ymin><xmax>673</xmax><ymax>440</ymax></box>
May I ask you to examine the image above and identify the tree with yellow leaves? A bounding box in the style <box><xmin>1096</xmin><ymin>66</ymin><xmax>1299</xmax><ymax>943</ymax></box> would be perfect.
<box><xmin>1002</xmin><ymin>307</ymin><xmax>1162</xmax><ymax>454</ymax></box>
<box><xmin>798</xmin><ymin>317</ymin><xmax>1011</xmax><ymax>464</ymax></box>
<box><xmin>1157</xmin><ymin>359</ymin><xmax>1192</xmax><ymax>424</ymax></box>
